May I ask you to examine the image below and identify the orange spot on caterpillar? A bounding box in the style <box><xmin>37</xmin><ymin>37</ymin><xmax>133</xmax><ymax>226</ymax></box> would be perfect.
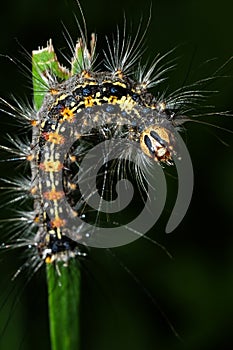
<box><xmin>60</xmin><ymin>107</ymin><xmax>75</xmax><ymax>122</ymax></box>
<box><xmin>27</xmin><ymin>154</ymin><xmax>34</xmax><ymax>161</ymax></box>
<box><xmin>50</xmin><ymin>88</ymin><xmax>59</xmax><ymax>95</ymax></box>
<box><xmin>84</xmin><ymin>96</ymin><xmax>94</xmax><ymax>107</ymax></box>
<box><xmin>82</xmin><ymin>70</ymin><xmax>92</xmax><ymax>79</ymax></box>
<box><xmin>39</xmin><ymin>160</ymin><xmax>63</xmax><ymax>172</ymax></box>
<box><xmin>51</xmin><ymin>217</ymin><xmax>66</xmax><ymax>228</ymax></box>
<box><xmin>30</xmin><ymin>186</ymin><xmax>38</xmax><ymax>195</ymax></box>
<box><xmin>45</xmin><ymin>256</ymin><xmax>52</xmax><ymax>264</ymax></box>
<box><xmin>68</xmin><ymin>182</ymin><xmax>77</xmax><ymax>190</ymax></box>
<box><xmin>30</xmin><ymin>120</ymin><xmax>38</xmax><ymax>127</ymax></box>
<box><xmin>108</xmin><ymin>96</ymin><xmax>118</xmax><ymax>104</ymax></box>
<box><xmin>69</xmin><ymin>155</ymin><xmax>76</xmax><ymax>162</ymax></box>
<box><xmin>43</xmin><ymin>189</ymin><xmax>64</xmax><ymax>200</ymax></box>
<box><xmin>34</xmin><ymin>215</ymin><xmax>40</xmax><ymax>224</ymax></box>
<box><xmin>43</xmin><ymin>132</ymin><xmax>65</xmax><ymax>144</ymax></box>
<box><xmin>115</xmin><ymin>69</ymin><xmax>124</xmax><ymax>79</ymax></box>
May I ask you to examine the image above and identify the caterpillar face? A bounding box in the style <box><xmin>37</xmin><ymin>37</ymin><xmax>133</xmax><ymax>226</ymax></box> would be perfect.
<box><xmin>140</xmin><ymin>125</ymin><xmax>173</xmax><ymax>162</ymax></box>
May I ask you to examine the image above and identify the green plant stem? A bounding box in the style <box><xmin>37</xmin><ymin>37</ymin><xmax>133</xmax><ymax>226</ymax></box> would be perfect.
<box><xmin>46</xmin><ymin>260</ymin><xmax>81</xmax><ymax>350</ymax></box>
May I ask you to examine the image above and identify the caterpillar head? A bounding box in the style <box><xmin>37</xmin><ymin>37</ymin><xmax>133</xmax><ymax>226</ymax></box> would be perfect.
<box><xmin>140</xmin><ymin>125</ymin><xmax>174</xmax><ymax>164</ymax></box>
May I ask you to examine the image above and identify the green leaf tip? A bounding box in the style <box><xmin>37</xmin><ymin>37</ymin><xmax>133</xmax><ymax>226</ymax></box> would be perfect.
<box><xmin>32</xmin><ymin>34</ymin><xmax>96</xmax><ymax>110</ymax></box>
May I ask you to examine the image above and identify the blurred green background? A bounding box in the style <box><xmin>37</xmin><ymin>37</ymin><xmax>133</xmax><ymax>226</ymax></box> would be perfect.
<box><xmin>0</xmin><ymin>0</ymin><xmax>232</xmax><ymax>349</ymax></box>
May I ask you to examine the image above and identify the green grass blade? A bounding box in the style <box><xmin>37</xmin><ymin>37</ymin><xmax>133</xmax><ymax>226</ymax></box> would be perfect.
<box><xmin>46</xmin><ymin>260</ymin><xmax>81</xmax><ymax>350</ymax></box>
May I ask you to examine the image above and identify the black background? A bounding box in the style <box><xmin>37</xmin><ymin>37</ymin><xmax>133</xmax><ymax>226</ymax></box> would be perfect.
<box><xmin>0</xmin><ymin>1</ymin><xmax>232</xmax><ymax>349</ymax></box>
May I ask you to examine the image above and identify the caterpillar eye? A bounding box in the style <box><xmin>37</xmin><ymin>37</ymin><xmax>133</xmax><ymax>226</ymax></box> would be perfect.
<box><xmin>140</xmin><ymin>125</ymin><xmax>173</xmax><ymax>163</ymax></box>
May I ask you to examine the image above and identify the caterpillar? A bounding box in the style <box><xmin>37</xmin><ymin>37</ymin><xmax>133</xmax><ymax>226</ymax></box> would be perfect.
<box><xmin>0</xmin><ymin>1</ymin><xmax>232</xmax><ymax>349</ymax></box>
<box><xmin>0</xmin><ymin>10</ymin><xmax>187</xmax><ymax>267</ymax></box>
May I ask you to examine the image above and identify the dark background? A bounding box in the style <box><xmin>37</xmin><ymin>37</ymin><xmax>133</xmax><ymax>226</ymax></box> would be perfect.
<box><xmin>0</xmin><ymin>0</ymin><xmax>232</xmax><ymax>349</ymax></box>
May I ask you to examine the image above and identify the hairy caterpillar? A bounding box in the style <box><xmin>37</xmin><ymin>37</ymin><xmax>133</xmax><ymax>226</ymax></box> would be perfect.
<box><xmin>0</xmin><ymin>1</ymin><xmax>232</xmax><ymax>349</ymax></box>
